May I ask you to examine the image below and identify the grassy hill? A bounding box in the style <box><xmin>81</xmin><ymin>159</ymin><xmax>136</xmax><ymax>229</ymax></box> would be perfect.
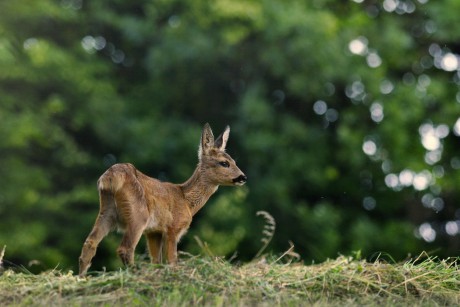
<box><xmin>1</xmin><ymin>252</ymin><xmax>459</xmax><ymax>306</ymax></box>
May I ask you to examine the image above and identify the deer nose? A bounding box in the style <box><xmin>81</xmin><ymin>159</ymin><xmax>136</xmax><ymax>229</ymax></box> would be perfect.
<box><xmin>233</xmin><ymin>174</ymin><xmax>247</xmax><ymax>185</ymax></box>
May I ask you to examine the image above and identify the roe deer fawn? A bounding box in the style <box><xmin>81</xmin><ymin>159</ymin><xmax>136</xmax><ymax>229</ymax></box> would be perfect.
<box><xmin>78</xmin><ymin>123</ymin><xmax>247</xmax><ymax>276</ymax></box>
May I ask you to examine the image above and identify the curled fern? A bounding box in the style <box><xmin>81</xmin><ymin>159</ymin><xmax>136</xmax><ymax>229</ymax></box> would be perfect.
<box><xmin>254</xmin><ymin>211</ymin><xmax>276</xmax><ymax>259</ymax></box>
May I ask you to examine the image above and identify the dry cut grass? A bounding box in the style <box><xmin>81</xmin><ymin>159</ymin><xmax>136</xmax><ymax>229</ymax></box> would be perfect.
<box><xmin>1</xmin><ymin>252</ymin><xmax>459</xmax><ymax>306</ymax></box>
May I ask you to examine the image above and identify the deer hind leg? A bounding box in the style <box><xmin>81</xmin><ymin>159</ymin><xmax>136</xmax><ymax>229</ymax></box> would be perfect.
<box><xmin>115</xmin><ymin>199</ymin><xmax>147</xmax><ymax>266</ymax></box>
<box><xmin>146</xmin><ymin>232</ymin><xmax>164</xmax><ymax>264</ymax></box>
<box><xmin>117</xmin><ymin>222</ymin><xmax>145</xmax><ymax>267</ymax></box>
<box><xmin>79</xmin><ymin>191</ymin><xmax>116</xmax><ymax>276</ymax></box>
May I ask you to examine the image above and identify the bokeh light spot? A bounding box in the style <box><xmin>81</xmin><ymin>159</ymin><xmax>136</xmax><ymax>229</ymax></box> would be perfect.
<box><xmin>419</xmin><ymin>123</ymin><xmax>442</xmax><ymax>151</ymax></box>
<box><xmin>370</xmin><ymin>102</ymin><xmax>384</xmax><ymax>122</ymax></box>
<box><xmin>366</xmin><ymin>52</ymin><xmax>382</xmax><ymax>68</ymax></box>
<box><xmin>418</xmin><ymin>223</ymin><xmax>436</xmax><ymax>242</ymax></box>
<box><xmin>441</xmin><ymin>53</ymin><xmax>458</xmax><ymax>71</ymax></box>
<box><xmin>413</xmin><ymin>171</ymin><xmax>432</xmax><ymax>191</ymax></box>
<box><xmin>168</xmin><ymin>15</ymin><xmax>181</xmax><ymax>28</ymax></box>
<box><xmin>363</xmin><ymin>196</ymin><xmax>376</xmax><ymax>210</ymax></box>
<box><xmin>385</xmin><ymin>173</ymin><xmax>399</xmax><ymax>188</ymax></box>
<box><xmin>399</xmin><ymin>169</ymin><xmax>414</xmax><ymax>186</ymax></box>
<box><xmin>383</xmin><ymin>0</ymin><xmax>398</xmax><ymax>12</ymax></box>
<box><xmin>453</xmin><ymin>118</ymin><xmax>460</xmax><ymax>136</ymax></box>
<box><xmin>362</xmin><ymin>140</ymin><xmax>377</xmax><ymax>156</ymax></box>
<box><xmin>313</xmin><ymin>100</ymin><xmax>327</xmax><ymax>115</ymax></box>
<box><xmin>380</xmin><ymin>79</ymin><xmax>394</xmax><ymax>94</ymax></box>
<box><xmin>445</xmin><ymin>221</ymin><xmax>459</xmax><ymax>236</ymax></box>
<box><xmin>23</xmin><ymin>38</ymin><xmax>38</xmax><ymax>50</ymax></box>
<box><xmin>349</xmin><ymin>37</ymin><xmax>368</xmax><ymax>55</ymax></box>
<box><xmin>325</xmin><ymin>109</ymin><xmax>339</xmax><ymax>122</ymax></box>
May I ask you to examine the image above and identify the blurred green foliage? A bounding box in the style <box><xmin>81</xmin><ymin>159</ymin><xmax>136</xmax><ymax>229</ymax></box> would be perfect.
<box><xmin>1</xmin><ymin>0</ymin><xmax>460</xmax><ymax>272</ymax></box>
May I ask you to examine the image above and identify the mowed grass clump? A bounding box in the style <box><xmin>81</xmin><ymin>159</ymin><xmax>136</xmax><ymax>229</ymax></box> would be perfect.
<box><xmin>1</xmin><ymin>254</ymin><xmax>459</xmax><ymax>306</ymax></box>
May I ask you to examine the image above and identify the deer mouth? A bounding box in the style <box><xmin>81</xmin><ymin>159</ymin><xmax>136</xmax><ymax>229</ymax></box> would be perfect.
<box><xmin>232</xmin><ymin>175</ymin><xmax>247</xmax><ymax>186</ymax></box>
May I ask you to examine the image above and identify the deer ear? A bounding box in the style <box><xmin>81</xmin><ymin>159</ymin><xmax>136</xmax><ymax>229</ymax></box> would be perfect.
<box><xmin>214</xmin><ymin>125</ymin><xmax>230</xmax><ymax>151</ymax></box>
<box><xmin>199</xmin><ymin>123</ymin><xmax>214</xmax><ymax>158</ymax></box>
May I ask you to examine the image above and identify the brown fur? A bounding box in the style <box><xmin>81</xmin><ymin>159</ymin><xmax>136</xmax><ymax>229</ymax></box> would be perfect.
<box><xmin>78</xmin><ymin>123</ymin><xmax>246</xmax><ymax>276</ymax></box>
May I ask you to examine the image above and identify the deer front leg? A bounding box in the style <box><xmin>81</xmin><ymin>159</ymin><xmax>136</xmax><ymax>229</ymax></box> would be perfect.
<box><xmin>165</xmin><ymin>231</ymin><xmax>179</xmax><ymax>265</ymax></box>
<box><xmin>146</xmin><ymin>232</ymin><xmax>163</xmax><ymax>264</ymax></box>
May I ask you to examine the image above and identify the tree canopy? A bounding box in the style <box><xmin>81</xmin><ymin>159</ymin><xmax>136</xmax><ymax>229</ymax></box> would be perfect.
<box><xmin>1</xmin><ymin>0</ymin><xmax>460</xmax><ymax>272</ymax></box>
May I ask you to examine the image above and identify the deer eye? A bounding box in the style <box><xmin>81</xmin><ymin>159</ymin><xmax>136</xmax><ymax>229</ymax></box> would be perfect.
<box><xmin>219</xmin><ymin>161</ymin><xmax>230</xmax><ymax>168</ymax></box>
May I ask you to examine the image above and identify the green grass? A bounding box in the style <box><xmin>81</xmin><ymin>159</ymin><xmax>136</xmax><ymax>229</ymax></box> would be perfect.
<box><xmin>1</xmin><ymin>253</ymin><xmax>459</xmax><ymax>306</ymax></box>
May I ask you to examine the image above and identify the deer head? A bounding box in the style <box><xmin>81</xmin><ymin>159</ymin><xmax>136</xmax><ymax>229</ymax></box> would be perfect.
<box><xmin>198</xmin><ymin>123</ymin><xmax>247</xmax><ymax>186</ymax></box>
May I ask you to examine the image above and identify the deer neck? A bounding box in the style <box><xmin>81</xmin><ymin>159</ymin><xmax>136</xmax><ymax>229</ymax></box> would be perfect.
<box><xmin>180</xmin><ymin>165</ymin><xmax>218</xmax><ymax>216</ymax></box>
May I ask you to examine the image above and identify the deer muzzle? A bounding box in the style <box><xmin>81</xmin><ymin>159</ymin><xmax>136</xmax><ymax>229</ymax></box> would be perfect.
<box><xmin>233</xmin><ymin>174</ymin><xmax>247</xmax><ymax>186</ymax></box>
